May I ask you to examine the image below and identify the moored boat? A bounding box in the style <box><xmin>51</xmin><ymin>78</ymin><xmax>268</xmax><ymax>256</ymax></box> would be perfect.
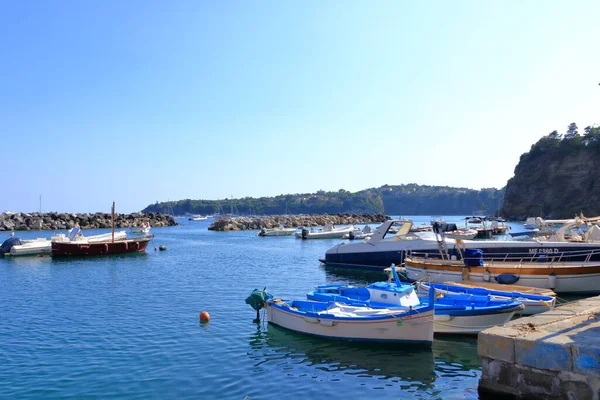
<box><xmin>322</xmin><ymin>219</ymin><xmax>600</xmax><ymax>270</ymax></box>
<box><xmin>306</xmin><ymin>267</ymin><xmax>523</xmax><ymax>334</ymax></box>
<box><xmin>131</xmin><ymin>221</ymin><xmax>151</xmax><ymax>235</ymax></box>
<box><xmin>416</xmin><ymin>282</ymin><xmax>556</xmax><ymax>315</ymax></box>
<box><xmin>295</xmin><ymin>224</ymin><xmax>359</xmax><ymax>240</ymax></box>
<box><xmin>404</xmin><ymin>251</ymin><xmax>600</xmax><ymax>295</ymax></box>
<box><xmin>342</xmin><ymin>225</ymin><xmax>374</xmax><ymax>240</ymax></box>
<box><xmin>50</xmin><ymin>202</ymin><xmax>152</xmax><ymax>257</ymax></box>
<box><xmin>258</xmin><ymin>226</ymin><xmax>297</xmax><ymax>237</ymax></box>
<box><xmin>246</xmin><ymin>287</ymin><xmax>435</xmax><ymax>345</ymax></box>
<box><xmin>51</xmin><ymin>237</ymin><xmax>151</xmax><ymax>256</ymax></box>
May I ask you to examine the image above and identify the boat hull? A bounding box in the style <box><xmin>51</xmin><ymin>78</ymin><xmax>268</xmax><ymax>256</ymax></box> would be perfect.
<box><xmin>431</xmin><ymin>309</ymin><xmax>517</xmax><ymax>334</ymax></box>
<box><xmin>266</xmin><ymin>303</ymin><xmax>434</xmax><ymax>345</ymax></box>
<box><xmin>417</xmin><ymin>283</ymin><xmax>555</xmax><ymax>316</ymax></box>
<box><xmin>51</xmin><ymin>238</ymin><xmax>151</xmax><ymax>257</ymax></box>
<box><xmin>258</xmin><ymin>229</ymin><xmax>296</xmax><ymax>237</ymax></box>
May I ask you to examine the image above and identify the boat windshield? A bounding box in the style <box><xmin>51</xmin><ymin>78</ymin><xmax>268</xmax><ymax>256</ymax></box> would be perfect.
<box><xmin>382</xmin><ymin>221</ymin><xmax>411</xmax><ymax>239</ymax></box>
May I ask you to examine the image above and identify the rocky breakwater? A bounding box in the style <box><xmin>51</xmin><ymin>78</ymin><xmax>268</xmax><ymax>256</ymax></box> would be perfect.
<box><xmin>208</xmin><ymin>213</ymin><xmax>389</xmax><ymax>231</ymax></box>
<box><xmin>0</xmin><ymin>212</ymin><xmax>177</xmax><ymax>231</ymax></box>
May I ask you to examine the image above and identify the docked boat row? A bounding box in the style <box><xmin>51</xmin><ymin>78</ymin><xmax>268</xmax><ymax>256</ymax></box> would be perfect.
<box><xmin>246</xmin><ymin>265</ymin><xmax>551</xmax><ymax>343</ymax></box>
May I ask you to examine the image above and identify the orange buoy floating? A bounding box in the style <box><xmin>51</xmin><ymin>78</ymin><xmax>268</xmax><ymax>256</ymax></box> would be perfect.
<box><xmin>199</xmin><ymin>311</ymin><xmax>210</xmax><ymax>322</ymax></box>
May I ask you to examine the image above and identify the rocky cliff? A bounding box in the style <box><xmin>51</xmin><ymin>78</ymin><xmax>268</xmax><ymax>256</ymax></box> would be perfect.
<box><xmin>502</xmin><ymin>125</ymin><xmax>600</xmax><ymax>219</ymax></box>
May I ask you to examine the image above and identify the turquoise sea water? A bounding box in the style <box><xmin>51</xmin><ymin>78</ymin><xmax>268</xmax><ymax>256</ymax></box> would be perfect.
<box><xmin>0</xmin><ymin>216</ymin><xmax>520</xmax><ymax>399</ymax></box>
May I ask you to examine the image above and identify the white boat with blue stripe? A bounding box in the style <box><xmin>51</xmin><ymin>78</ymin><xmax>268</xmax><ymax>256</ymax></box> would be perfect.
<box><xmin>415</xmin><ymin>282</ymin><xmax>556</xmax><ymax>316</ymax></box>
<box><xmin>246</xmin><ymin>283</ymin><xmax>436</xmax><ymax>345</ymax></box>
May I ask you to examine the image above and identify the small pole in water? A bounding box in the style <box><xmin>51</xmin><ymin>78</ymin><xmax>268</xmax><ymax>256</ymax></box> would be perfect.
<box><xmin>111</xmin><ymin>201</ymin><xmax>115</xmax><ymax>243</ymax></box>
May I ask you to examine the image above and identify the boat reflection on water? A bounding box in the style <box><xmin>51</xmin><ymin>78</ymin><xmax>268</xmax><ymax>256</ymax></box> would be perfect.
<box><xmin>249</xmin><ymin>323</ymin><xmax>436</xmax><ymax>384</ymax></box>
<box><xmin>247</xmin><ymin>322</ymin><xmax>481</xmax><ymax>398</ymax></box>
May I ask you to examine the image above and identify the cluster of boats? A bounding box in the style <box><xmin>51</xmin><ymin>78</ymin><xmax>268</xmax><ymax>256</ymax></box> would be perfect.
<box><xmin>258</xmin><ymin>224</ymin><xmax>374</xmax><ymax>239</ymax></box>
<box><xmin>246</xmin><ymin>215</ymin><xmax>600</xmax><ymax>345</ymax></box>
<box><xmin>246</xmin><ymin>265</ymin><xmax>556</xmax><ymax>345</ymax></box>
<box><xmin>0</xmin><ymin>204</ymin><xmax>153</xmax><ymax>258</ymax></box>
<box><xmin>322</xmin><ymin>218</ymin><xmax>600</xmax><ymax>295</ymax></box>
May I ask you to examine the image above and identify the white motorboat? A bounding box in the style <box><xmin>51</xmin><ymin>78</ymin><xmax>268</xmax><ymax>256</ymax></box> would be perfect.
<box><xmin>295</xmin><ymin>224</ymin><xmax>359</xmax><ymax>239</ymax></box>
<box><xmin>444</xmin><ymin>228</ymin><xmax>478</xmax><ymax>240</ymax></box>
<box><xmin>321</xmin><ymin>219</ymin><xmax>600</xmax><ymax>271</ymax></box>
<box><xmin>342</xmin><ymin>225</ymin><xmax>374</xmax><ymax>240</ymax></box>
<box><xmin>258</xmin><ymin>226</ymin><xmax>297</xmax><ymax>237</ymax></box>
<box><xmin>131</xmin><ymin>221</ymin><xmax>151</xmax><ymax>235</ymax></box>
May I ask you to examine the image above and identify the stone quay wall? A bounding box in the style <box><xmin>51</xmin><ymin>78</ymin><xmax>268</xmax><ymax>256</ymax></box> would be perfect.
<box><xmin>478</xmin><ymin>295</ymin><xmax>600</xmax><ymax>400</ymax></box>
<box><xmin>208</xmin><ymin>213</ymin><xmax>389</xmax><ymax>231</ymax></box>
<box><xmin>0</xmin><ymin>212</ymin><xmax>177</xmax><ymax>231</ymax></box>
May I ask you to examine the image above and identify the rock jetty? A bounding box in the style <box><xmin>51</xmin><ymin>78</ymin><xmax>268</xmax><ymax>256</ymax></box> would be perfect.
<box><xmin>208</xmin><ymin>213</ymin><xmax>389</xmax><ymax>231</ymax></box>
<box><xmin>0</xmin><ymin>212</ymin><xmax>177</xmax><ymax>231</ymax></box>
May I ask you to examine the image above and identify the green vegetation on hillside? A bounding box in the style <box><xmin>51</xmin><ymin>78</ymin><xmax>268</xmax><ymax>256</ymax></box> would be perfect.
<box><xmin>144</xmin><ymin>184</ymin><xmax>504</xmax><ymax>216</ymax></box>
<box><xmin>503</xmin><ymin>123</ymin><xmax>600</xmax><ymax>219</ymax></box>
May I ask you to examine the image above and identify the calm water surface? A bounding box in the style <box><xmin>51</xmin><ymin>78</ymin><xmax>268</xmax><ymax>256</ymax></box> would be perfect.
<box><xmin>0</xmin><ymin>216</ymin><xmax>513</xmax><ymax>399</ymax></box>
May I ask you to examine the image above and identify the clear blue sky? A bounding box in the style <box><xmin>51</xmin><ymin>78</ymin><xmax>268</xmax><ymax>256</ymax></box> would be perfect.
<box><xmin>1</xmin><ymin>1</ymin><xmax>598</xmax><ymax>213</ymax></box>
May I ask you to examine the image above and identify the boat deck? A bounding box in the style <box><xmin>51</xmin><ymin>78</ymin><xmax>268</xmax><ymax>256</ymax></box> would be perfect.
<box><xmin>446</xmin><ymin>281</ymin><xmax>556</xmax><ymax>297</ymax></box>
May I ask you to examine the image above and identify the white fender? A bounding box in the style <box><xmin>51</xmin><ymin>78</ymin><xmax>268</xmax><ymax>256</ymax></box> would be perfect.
<box><xmin>434</xmin><ymin>315</ymin><xmax>453</xmax><ymax>322</ymax></box>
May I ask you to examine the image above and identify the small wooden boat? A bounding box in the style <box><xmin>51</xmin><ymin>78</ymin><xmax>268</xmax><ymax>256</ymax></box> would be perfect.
<box><xmin>404</xmin><ymin>254</ymin><xmax>600</xmax><ymax>295</ymax></box>
<box><xmin>246</xmin><ymin>287</ymin><xmax>435</xmax><ymax>345</ymax></box>
<box><xmin>444</xmin><ymin>280</ymin><xmax>556</xmax><ymax>297</ymax></box>
<box><xmin>51</xmin><ymin>237</ymin><xmax>151</xmax><ymax>256</ymax></box>
<box><xmin>416</xmin><ymin>282</ymin><xmax>556</xmax><ymax>316</ymax></box>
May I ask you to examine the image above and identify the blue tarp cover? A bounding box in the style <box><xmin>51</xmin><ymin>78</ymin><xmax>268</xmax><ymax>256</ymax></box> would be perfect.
<box><xmin>464</xmin><ymin>248</ymin><xmax>484</xmax><ymax>266</ymax></box>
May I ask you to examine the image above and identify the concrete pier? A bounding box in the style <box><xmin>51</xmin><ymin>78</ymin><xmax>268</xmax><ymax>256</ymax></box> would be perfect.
<box><xmin>478</xmin><ymin>295</ymin><xmax>600</xmax><ymax>399</ymax></box>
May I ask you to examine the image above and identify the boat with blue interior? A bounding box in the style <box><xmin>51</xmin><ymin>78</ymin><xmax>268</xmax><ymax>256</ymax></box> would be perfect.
<box><xmin>415</xmin><ymin>282</ymin><xmax>556</xmax><ymax>315</ymax></box>
<box><xmin>245</xmin><ymin>285</ymin><xmax>436</xmax><ymax>345</ymax></box>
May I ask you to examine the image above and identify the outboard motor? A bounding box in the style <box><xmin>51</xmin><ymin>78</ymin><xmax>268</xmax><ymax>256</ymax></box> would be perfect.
<box><xmin>0</xmin><ymin>237</ymin><xmax>22</xmax><ymax>255</ymax></box>
<box><xmin>348</xmin><ymin>230</ymin><xmax>355</xmax><ymax>240</ymax></box>
<box><xmin>301</xmin><ymin>228</ymin><xmax>309</xmax><ymax>239</ymax></box>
